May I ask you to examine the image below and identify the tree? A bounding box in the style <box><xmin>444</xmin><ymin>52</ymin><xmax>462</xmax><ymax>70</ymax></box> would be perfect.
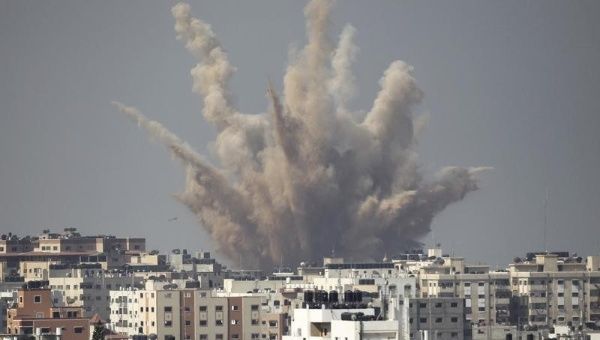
<box><xmin>92</xmin><ymin>321</ymin><xmax>105</xmax><ymax>340</ymax></box>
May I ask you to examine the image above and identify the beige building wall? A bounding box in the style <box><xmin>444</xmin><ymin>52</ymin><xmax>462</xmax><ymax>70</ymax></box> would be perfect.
<box><xmin>194</xmin><ymin>291</ymin><xmax>228</xmax><ymax>340</ymax></box>
<box><xmin>155</xmin><ymin>290</ymin><xmax>180</xmax><ymax>339</ymax></box>
<box><xmin>20</xmin><ymin>261</ymin><xmax>55</xmax><ymax>281</ymax></box>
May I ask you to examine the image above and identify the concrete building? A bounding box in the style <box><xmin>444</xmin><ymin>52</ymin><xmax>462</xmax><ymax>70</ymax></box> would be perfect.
<box><xmin>109</xmin><ymin>286</ymin><xmax>182</xmax><ymax>339</ymax></box>
<box><xmin>283</xmin><ymin>307</ymin><xmax>399</xmax><ymax>340</ymax></box>
<box><xmin>5</xmin><ymin>281</ymin><xmax>90</xmax><ymax>340</ymax></box>
<box><xmin>48</xmin><ymin>264</ymin><xmax>143</xmax><ymax>320</ymax></box>
<box><xmin>168</xmin><ymin>250</ymin><xmax>224</xmax><ymax>289</ymax></box>
<box><xmin>0</xmin><ymin>229</ymin><xmax>147</xmax><ymax>276</ymax></box>
<box><xmin>417</xmin><ymin>265</ymin><xmax>512</xmax><ymax>327</ymax></box>
<box><xmin>399</xmin><ymin>297</ymin><xmax>465</xmax><ymax>340</ymax></box>
<box><xmin>508</xmin><ymin>253</ymin><xmax>600</xmax><ymax>328</ymax></box>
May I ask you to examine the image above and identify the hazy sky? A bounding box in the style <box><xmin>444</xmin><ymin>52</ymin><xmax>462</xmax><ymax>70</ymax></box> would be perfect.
<box><xmin>1</xmin><ymin>1</ymin><xmax>599</xmax><ymax>268</ymax></box>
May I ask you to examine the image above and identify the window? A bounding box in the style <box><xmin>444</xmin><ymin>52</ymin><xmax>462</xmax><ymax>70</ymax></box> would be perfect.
<box><xmin>420</xmin><ymin>318</ymin><xmax>427</xmax><ymax>323</ymax></box>
<box><xmin>164</xmin><ymin>306</ymin><xmax>172</xmax><ymax>312</ymax></box>
<box><xmin>251</xmin><ymin>304</ymin><xmax>259</xmax><ymax>311</ymax></box>
<box><xmin>435</xmin><ymin>318</ymin><xmax>443</xmax><ymax>323</ymax></box>
<box><xmin>199</xmin><ymin>335</ymin><xmax>208</xmax><ymax>340</ymax></box>
<box><xmin>34</xmin><ymin>295</ymin><xmax>41</xmax><ymax>303</ymax></box>
<box><xmin>199</xmin><ymin>306</ymin><xmax>207</xmax><ymax>312</ymax></box>
<box><xmin>419</xmin><ymin>303</ymin><xmax>427</xmax><ymax>308</ymax></box>
<box><xmin>74</xmin><ymin>327</ymin><xmax>83</xmax><ymax>334</ymax></box>
<box><xmin>451</xmin><ymin>302</ymin><xmax>458</xmax><ymax>308</ymax></box>
<box><xmin>435</xmin><ymin>303</ymin><xmax>443</xmax><ymax>308</ymax></box>
<box><xmin>231</xmin><ymin>320</ymin><xmax>239</xmax><ymax>325</ymax></box>
<box><xmin>215</xmin><ymin>320</ymin><xmax>224</xmax><ymax>326</ymax></box>
<box><xmin>231</xmin><ymin>305</ymin><xmax>239</xmax><ymax>311</ymax></box>
<box><xmin>199</xmin><ymin>320</ymin><xmax>207</xmax><ymax>327</ymax></box>
<box><xmin>216</xmin><ymin>335</ymin><xmax>223</xmax><ymax>340</ymax></box>
<box><xmin>215</xmin><ymin>305</ymin><xmax>223</xmax><ymax>311</ymax></box>
<box><xmin>164</xmin><ymin>321</ymin><xmax>172</xmax><ymax>327</ymax></box>
<box><xmin>451</xmin><ymin>317</ymin><xmax>458</xmax><ymax>323</ymax></box>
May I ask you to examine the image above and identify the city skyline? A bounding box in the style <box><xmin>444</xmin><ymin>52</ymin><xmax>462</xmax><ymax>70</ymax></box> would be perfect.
<box><xmin>1</xmin><ymin>1</ymin><xmax>599</xmax><ymax>267</ymax></box>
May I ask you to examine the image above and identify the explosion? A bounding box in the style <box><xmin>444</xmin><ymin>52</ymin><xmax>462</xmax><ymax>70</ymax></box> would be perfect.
<box><xmin>114</xmin><ymin>0</ymin><xmax>488</xmax><ymax>269</ymax></box>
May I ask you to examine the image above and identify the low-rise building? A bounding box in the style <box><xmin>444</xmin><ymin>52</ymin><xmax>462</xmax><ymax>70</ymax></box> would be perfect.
<box><xmin>5</xmin><ymin>281</ymin><xmax>90</xmax><ymax>340</ymax></box>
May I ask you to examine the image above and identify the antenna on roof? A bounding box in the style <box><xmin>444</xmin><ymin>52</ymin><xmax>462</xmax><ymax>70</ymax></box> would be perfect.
<box><xmin>543</xmin><ymin>188</ymin><xmax>549</xmax><ymax>253</ymax></box>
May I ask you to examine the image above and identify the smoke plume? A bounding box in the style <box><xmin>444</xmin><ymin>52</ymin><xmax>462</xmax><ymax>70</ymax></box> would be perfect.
<box><xmin>115</xmin><ymin>0</ymin><xmax>488</xmax><ymax>269</ymax></box>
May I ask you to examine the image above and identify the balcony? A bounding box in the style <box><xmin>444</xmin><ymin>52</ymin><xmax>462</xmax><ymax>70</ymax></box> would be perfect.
<box><xmin>528</xmin><ymin>285</ymin><xmax>547</xmax><ymax>292</ymax></box>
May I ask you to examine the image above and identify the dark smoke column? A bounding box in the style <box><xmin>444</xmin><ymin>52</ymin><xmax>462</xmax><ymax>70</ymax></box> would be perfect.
<box><xmin>114</xmin><ymin>0</ymin><xmax>489</xmax><ymax>270</ymax></box>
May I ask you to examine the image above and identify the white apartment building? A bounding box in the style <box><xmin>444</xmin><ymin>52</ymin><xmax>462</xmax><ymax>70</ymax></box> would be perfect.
<box><xmin>48</xmin><ymin>264</ymin><xmax>142</xmax><ymax>320</ymax></box>
<box><xmin>109</xmin><ymin>287</ymin><xmax>182</xmax><ymax>339</ymax></box>
<box><xmin>283</xmin><ymin>307</ymin><xmax>399</xmax><ymax>340</ymax></box>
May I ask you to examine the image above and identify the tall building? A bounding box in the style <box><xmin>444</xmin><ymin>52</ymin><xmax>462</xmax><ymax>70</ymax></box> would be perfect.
<box><xmin>508</xmin><ymin>253</ymin><xmax>600</xmax><ymax>327</ymax></box>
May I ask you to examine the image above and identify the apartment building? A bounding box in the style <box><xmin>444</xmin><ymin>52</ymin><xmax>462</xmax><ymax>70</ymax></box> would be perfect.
<box><xmin>418</xmin><ymin>267</ymin><xmax>512</xmax><ymax>327</ymax></box>
<box><xmin>0</xmin><ymin>235</ymin><xmax>35</xmax><ymax>254</ymax></box>
<box><xmin>168</xmin><ymin>250</ymin><xmax>224</xmax><ymax>289</ymax></box>
<box><xmin>399</xmin><ymin>297</ymin><xmax>466</xmax><ymax>340</ymax></box>
<box><xmin>508</xmin><ymin>253</ymin><xmax>600</xmax><ymax>327</ymax></box>
<box><xmin>108</xmin><ymin>283</ymin><xmax>291</xmax><ymax>340</ymax></box>
<box><xmin>0</xmin><ymin>230</ymin><xmax>146</xmax><ymax>277</ymax></box>
<box><xmin>283</xmin><ymin>307</ymin><xmax>398</xmax><ymax>340</ymax></box>
<box><xmin>110</xmin><ymin>287</ymin><xmax>182</xmax><ymax>339</ymax></box>
<box><xmin>0</xmin><ymin>290</ymin><xmax>16</xmax><ymax>334</ymax></box>
<box><xmin>48</xmin><ymin>263</ymin><xmax>142</xmax><ymax>320</ymax></box>
<box><xmin>35</xmin><ymin>229</ymin><xmax>145</xmax><ymax>255</ymax></box>
<box><xmin>5</xmin><ymin>281</ymin><xmax>90</xmax><ymax>340</ymax></box>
